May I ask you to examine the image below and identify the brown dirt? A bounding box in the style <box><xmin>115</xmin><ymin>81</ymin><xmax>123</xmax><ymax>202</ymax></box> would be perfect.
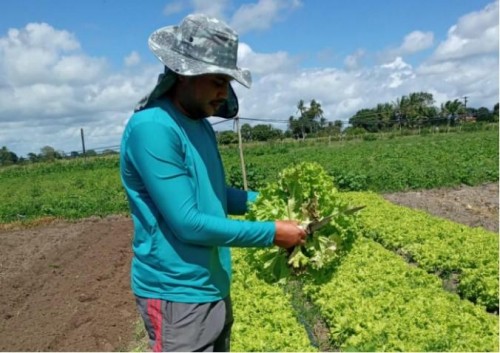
<box><xmin>0</xmin><ymin>215</ymin><xmax>137</xmax><ymax>352</ymax></box>
<box><xmin>0</xmin><ymin>183</ymin><xmax>497</xmax><ymax>351</ymax></box>
<box><xmin>383</xmin><ymin>183</ymin><xmax>499</xmax><ymax>233</ymax></box>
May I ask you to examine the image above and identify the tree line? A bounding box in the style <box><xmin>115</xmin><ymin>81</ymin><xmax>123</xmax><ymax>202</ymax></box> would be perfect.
<box><xmin>217</xmin><ymin>92</ymin><xmax>498</xmax><ymax>144</ymax></box>
<box><xmin>1</xmin><ymin>91</ymin><xmax>498</xmax><ymax>165</ymax></box>
<box><xmin>0</xmin><ymin>145</ymin><xmax>118</xmax><ymax>167</ymax></box>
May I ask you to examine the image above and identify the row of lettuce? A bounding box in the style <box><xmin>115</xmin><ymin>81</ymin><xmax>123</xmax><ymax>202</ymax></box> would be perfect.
<box><xmin>229</xmin><ymin>192</ymin><xmax>498</xmax><ymax>351</ymax></box>
<box><xmin>341</xmin><ymin>192</ymin><xmax>499</xmax><ymax>312</ymax></box>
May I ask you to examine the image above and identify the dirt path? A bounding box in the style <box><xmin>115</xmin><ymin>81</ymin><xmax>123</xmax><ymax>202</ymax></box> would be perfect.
<box><xmin>0</xmin><ymin>183</ymin><xmax>497</xmax><ymax>351</ymax></box>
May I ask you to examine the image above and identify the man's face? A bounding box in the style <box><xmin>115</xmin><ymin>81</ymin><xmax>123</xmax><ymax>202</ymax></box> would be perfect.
<box><xmin>176</xmin><ymin>74</ymin><xmax>232</xmax><ymax>119</ymax></box>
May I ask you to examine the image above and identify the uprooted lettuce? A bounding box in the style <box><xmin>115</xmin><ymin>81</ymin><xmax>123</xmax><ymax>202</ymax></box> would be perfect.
<box><xmin>246</xmin><ymin>162</ymin><xmax>361</xmax><ymax>282</ymax></box>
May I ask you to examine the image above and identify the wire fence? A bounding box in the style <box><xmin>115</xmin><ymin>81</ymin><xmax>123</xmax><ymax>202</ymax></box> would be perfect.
<box><xmin>61</xmin><ymin>113</ymin><xmax>493</xmax><ymax>158</ymax></box>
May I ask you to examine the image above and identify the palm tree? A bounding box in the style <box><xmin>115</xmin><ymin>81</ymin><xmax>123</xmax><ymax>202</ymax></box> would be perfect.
<box><xmin>375</xmin><ymin>103</ymin><xmax>394</xmax><ymax>130</ymax></box>
<box><xmin>441</xmin><ymin>99</ymin><xmax>465</xmax><ymax>125</ymax></box>
<box><xmin>393</xmin><ymin>96</ymin><xmax>410</xmax><ymax>129</ymax></box>
<box><xmin>308</xmin><ymin>99</ymin><xmax>324</xmax><ymax>133</ymax></box>
<box><xmin>296</xmin><ymin>100</ymin><xmax>306</xmax><ymax>117</ymax></box>
<box><xmin>393</xmin><ymin>92</ymin><xmax>434</xmax><ymax>128</ymax></box>
<box><xmin>320</xmin><ymin>117</ymin><xmax>327</xmax><ymax>129</ymax></box>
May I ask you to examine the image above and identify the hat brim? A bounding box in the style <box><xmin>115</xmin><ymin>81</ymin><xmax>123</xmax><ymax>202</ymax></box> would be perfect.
<box><xmin>148</xmin><ymin>25</ymin><xmax>252</xmax><ymax>88</ymax></box>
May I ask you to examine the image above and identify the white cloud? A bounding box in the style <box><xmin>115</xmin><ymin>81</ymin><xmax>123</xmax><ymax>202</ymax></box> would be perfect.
<box><xmin>381</xmin><ymin>30</ymin><xmax>434</xmax><ymax>61</ymax></box>
<box><xmin>230</xmin><ymin>0</ymin><xmax>302</xmax><ymax>34</ymax></box>
<box><xmin>235</xmin><ymin>44</ymin><xmax>496</xmax><ymax>132</ymax></box>
<box><xmin>3</xmin><ymin>22</ymin><xmax>80</xmax><ymax>51</ymax></box>
<box><xmin>381</xmin><ymin>56</ymin><xmax>412</xmax><ymax>71</ymax></box>
<box><xmin>163</xmin><ymin>0</ymin><xmax>229</xmax><ymax>21</ymax></box>
<box><xmin>433</xmin><ymin>0</ymin><xmax>499</xmax><ymax>61</ymax></box>
<box><xmin>344</xmin><ymin>49</ymin><xmax>365</xmax><ymax>70</ymax></box>
<box><xmin>0</xmin><ymin>22</ymin><xmax>107</xmax><ymax>86</ymax></box>
<box><xmin>238</xmin><ymin>42</ymin><xmax>296</xmax><ymax>75</ymax></box>
<box><xmin>1</xmin><ymin>2</ymin><xmax>498</xmax><ymax>158</ymax></box>
<box><xmin>0</xmin><ymin>23</ymin><xmax>159</xmax><ymax>156</ymax></box>
<box><xmin>376</xmin><ymin>57</ymin><xmax>416</xmax><ymax>89</ymax></box>
<box><xmin>417</xmin><ymin>56</ymin><xmax>498</xmax><ymax>101</ymax></box>
<box><xmin>399</xmin><ymin>31</ymin><xmax>434</xmax><ymax>54</ymax></box>
<box><xmin>191</xmin><ymin>0</ymin><xmax>230</xmax><ymax>19</ymax></box>
<box><xmin>163</xmin><ymin>1</ymin><xmax>185</xmax><ymax>16</ymax></box>
<box><xmin>161</xmin><ymin>0</ymin><xmax>302</xmax><ymax>34</ymax></box>
<box><xmin>124</xmin><ymin>51</ymin><xmax>141</xmax><ymax>67</ymax></box>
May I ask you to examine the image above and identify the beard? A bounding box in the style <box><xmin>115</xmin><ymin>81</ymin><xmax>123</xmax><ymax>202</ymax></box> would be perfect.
<box><xmin>185</xmin><ymin>100</ymin><xmax>224</xmax><ymax>120</ymax></box>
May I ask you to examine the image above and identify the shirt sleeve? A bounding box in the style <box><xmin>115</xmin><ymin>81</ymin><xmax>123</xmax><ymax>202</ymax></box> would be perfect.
<box><xmin>226</xmin><ymin>187</ymin><xmax>259</xmax><ymax>215</ymax></box>
<box><xmin>125</xmin><ymin>120</ymin><xmax>275</xmax><ymax>248</ymax></box>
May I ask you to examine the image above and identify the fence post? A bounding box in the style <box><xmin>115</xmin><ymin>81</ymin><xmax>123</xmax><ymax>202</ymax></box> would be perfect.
<box><xmin>235</xmin><ymin>117</ymin><xmax>248</xmax><ymax>190</ymax></box>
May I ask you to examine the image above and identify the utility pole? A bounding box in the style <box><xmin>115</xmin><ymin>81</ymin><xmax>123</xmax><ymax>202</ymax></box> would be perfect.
<box><xmin>463</xmin><ymin>96</ymin><xmax>468</xmax><ymax>109</ymax></box>
<box><xmin>80</xmin><ymin>128</ymin><xmax>86</xmax><ymax>158</ymax></box>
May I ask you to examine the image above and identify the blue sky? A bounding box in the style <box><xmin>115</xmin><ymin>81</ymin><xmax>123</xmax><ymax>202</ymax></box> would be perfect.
<box><xmin>0</xmin><ymin>0</ymin><xmax>498</xmax><ymax>156</ymax></box>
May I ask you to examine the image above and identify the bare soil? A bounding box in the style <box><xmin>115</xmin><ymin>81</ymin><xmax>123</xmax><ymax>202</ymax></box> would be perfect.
<box><xmin>0</xmin><ymin>215</ymin><xmax>137</xmax><ymax>352</ymax></box>
<box><xmin>383</xmin><ymin>183</ymin><xmax>499</xmax><ymax>233</ymax></box>
<box><xmin>0</xmin><ymin>183</ymin><xmax>497</xmax><ymax>351</ymax></box>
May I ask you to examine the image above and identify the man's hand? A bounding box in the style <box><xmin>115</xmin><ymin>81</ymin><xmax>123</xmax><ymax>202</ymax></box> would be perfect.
<box><xmin>274</xmin><ymin>220</ymin><xmax>307</xmax><ymax>249</ymax></box>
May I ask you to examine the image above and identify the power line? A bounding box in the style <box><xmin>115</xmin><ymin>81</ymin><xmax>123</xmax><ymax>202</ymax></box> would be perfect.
<box><xmin>79</xmin><ymin>114</ymin><xmax>467</xmax><ymax>155</ymax></box>
<box><xmin>210</xmin><ymin>119</ymin><xmax>233</xmax><ymax>126</ymax></box>
<box><xmin>238</xmin><ymin>116</ymin><xmax>291</xmax><ymax>123</ymax></box>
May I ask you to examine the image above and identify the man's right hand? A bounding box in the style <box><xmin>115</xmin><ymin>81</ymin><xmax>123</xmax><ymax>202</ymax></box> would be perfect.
<box><xmin>274</xmin><ymin>220</ymin><xmax>307</xmax><ymax>249</ymax></box>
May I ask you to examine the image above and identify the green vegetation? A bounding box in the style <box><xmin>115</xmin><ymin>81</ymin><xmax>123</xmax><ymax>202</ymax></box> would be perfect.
<box><xmin>0</xmin><ymin>157</ymin><xmax>128</xmax><ymax>223</ymax></box>
<box><xmin>230</xmin><ymin>248</ymin><xmax>316</xmax><ymax>352</ymax></box>
<box><xmin>340</xmin><ymin>191</ymin><xmax>499</xmax><ymax>312</ymax></box>
<box><xmin>0</xmin><ymin>129</ymin><xmax>498</xmax><ymax>352</ymax></box>
<box><xmin>247</xmin><ymin>162</ymin><xmax>360</xmax><ymax>281</ymax></box>
<box><xmin>239</xmin><ymin>161</ymin><xmax>498</xmax><ymax>351</ymax></box>
<box><xmin>223</xmin><ymin>128</ymin><xmax>499</xmax><ymax>192</ymax></box>
<box><xmin>302</xmin><ymin>237</ymin><xmax>498</xmax><ymax>352</ymax></box>
<box><xmin>1</xmin><ymin>93</ymin><xmax>497</xmax><ymax>166</ymax></box>
<box><xmin>0</xmin><ymin>129</ymin><xmax>497</xmax><ymax>222</ymax></box>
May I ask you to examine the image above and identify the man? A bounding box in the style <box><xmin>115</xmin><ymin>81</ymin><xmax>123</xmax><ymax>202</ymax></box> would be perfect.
<box><xmin>120</xmin><ymin>14</ymin><xmax>306</xmax><ymax>352</ymax></box>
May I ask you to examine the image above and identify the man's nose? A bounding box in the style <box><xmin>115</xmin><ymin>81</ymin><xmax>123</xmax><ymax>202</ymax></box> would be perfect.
<box><xmin>217</xmin><ymin>83</ymin><xmax>229</xmax><ymax>99</ymax></box>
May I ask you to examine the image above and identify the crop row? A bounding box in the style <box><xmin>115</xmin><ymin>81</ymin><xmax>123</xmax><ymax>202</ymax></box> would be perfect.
<box><xmin>230</xmin><ymin>248</ymin><xmax>316</xmax><ymax>352</ymax></box>
<box><xmin>236</xmin><ymin>192</ymin><xmax>499</xmax><ymax>353</ymax></box>
<box><xmin>340</xmin><ymin>191</ymin><xmax>499</xmax><ymax>312</ymax></box>
<box><xmin>0</xmin><ymin>168</ymin><xmax>128</xmax><ymax>223</ymax></box>
<box><xmin>301</xmin><ymin>236</ymin><xmax>498</xmax><ymax>352</ymax></box>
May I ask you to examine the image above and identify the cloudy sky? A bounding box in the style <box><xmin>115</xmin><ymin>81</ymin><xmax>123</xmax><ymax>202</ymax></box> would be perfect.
<box><xmin>0</xmin><ymin>0</ymin><xmax>498</xmax><ymax>156</ymax></box>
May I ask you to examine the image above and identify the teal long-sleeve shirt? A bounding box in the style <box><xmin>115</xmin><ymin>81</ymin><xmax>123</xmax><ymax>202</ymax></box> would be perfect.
<box><xmin>120</xmin><ymin>99</ymin><xmax>275</xmax><ymax>303</ymax></box>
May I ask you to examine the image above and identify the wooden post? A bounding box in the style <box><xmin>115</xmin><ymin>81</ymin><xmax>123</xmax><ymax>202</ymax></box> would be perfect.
<box><xmin>235</xmin><ymin>117</ymin><xmax>248</xmax><ymax>190</ymax></box>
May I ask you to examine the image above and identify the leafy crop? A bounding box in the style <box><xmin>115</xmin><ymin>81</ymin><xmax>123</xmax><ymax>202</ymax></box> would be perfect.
<box><xmin>246</xmin><ymin>162</ymin><xmax>361</xmax><ymax>282</ymax></box>
<box><xmin>222</xmin><ymin>129</ymin><xmax>499</xmax><ymax>192</ymax></box>
<box><xmin>340</xmin><ymin>191</ymin><xmax>499</xmax><ymax>312</ymax></box>
<box><xmin>302</xmin><ymin>237</ymin><xmax>499</xmax><ymax>352</ymax></box>
<box><xmin>230</xmin><ymin>248</ymin><xmax>317</xmax><ymax>352</ymax></box>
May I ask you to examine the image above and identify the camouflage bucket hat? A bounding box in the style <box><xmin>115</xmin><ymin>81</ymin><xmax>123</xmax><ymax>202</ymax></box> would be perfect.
<box><xmin>135</xmin><ymin>14</ymin><xmax>251</xmax><ymax>118</ymax></box>
<box><xmin>150</xmin><ymin>14</ymin><xmax>251</xmax><ymax>87</ymax></box>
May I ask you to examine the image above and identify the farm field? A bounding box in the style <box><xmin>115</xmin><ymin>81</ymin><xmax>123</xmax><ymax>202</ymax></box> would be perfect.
<box><xmin>0</xmin><ymin>184</ymin><xmax>497</xmax><ymax>351</ymax></box>
<box><xmin>0</xmin><ymin>129</ymin><xmax>498</xmax><ymax>351</ymax></box>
